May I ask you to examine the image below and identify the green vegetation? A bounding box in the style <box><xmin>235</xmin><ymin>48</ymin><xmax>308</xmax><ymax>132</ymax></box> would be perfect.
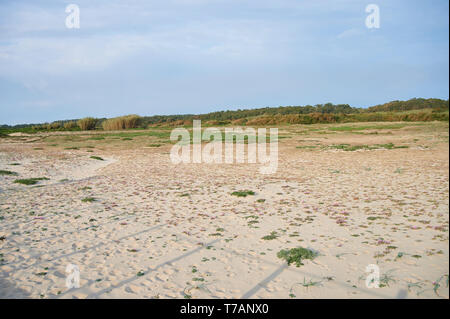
<box><xmin>1</xmin><ymin>98</ymin><xmax>447</xmax><ymax>135</ymax></box>
<box><xmin>0</xmin><ymin>170</ymin><xmax>18</xmax><ymax>176</ymax></box>
<box><xmin>81</xmin><ymin>197</ymin><xmax>96</xmax><ymax>203</ymax></box>
<box><xmin>262</xmin><ymin>231</ymin><xmax>278</xmax><ymax>240</ymax></box>
<box><xmin>367</xmin><ymin>98</ymin><xmax>448</xmax><ymax>112</ymax></box>
<box><xmin>379</xmin><ymin>271</ymin><xmax>396</xmax><ymax>288</ymax></box>
<box><xmin>77</xmin><ymin>117</ymin><xmax>97</xmax><ymax>130</ymax></box>
<box><xmin>327</xmin><ymin>143</ymin><xmax>409</xmax><ymax>151</ymax></box>
<box><xmin>90</xmin><ymin>156</ymin><xmax>104</xmax><ymax>161</ymax></box>
<box><xmin>231</xmin><ymin>190</ymin><xmax>255</xmax><ymax>197</ymax></box>
<box><xmin>432</xmin><ymin>274</ymin><xmax>449</xmax><ymax>296</ymax></box>
<box><xmin>102</xmin><ymin>115</ymin><xmax>141</xmax><ymax>130</ymax></box>
<box><xmin>299</xmin><ymin>277</ymin><xmax>322</xmax><ymax>288</ymax></box>
<box><xmin>35</xmin><ymin>272</ymin><xmax>48</xmax><ymax>276</ymax></box>
<box><xmin>64</xmin><ymin>121</ymin><xmax>78</xmax><ymax>129</ymax></box>
<box><xmin>328</xmin><ymin>124</ymin><xmax>407</xmax><ymax>131</ymax></box>
<box><xmin>277</xmin><ymin>247</ymin><xmax>318</xmax><ymax>267</ymax></box>
<box><xmin>14</xmin><ymin>177</ymin><xmax>49</xmax><ymax>185</ymax></box>
<box><xmin>296</xmin><ymin>145</ymin><xmax>317</xmax><ymax>149</ymax></box>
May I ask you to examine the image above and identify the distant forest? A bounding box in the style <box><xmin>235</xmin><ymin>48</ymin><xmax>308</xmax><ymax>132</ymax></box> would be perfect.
<box><xmin>1</xmin><ymin>98</ymin><xmax>448</xmax><ymax>134</ymax></box>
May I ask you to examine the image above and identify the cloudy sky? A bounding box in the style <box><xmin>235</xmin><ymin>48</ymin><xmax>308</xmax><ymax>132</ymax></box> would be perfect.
<box><xmin>0</xmin><ymin>0</ymin><xmax>448</xmax><ymax>125</ymax></box>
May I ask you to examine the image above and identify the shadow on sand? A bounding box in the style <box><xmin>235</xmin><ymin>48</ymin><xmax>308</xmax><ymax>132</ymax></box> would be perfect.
<box><xmin>0</xmin><ymin>275</ymin><xmax>31</xmax><ymax>298</ymax></box>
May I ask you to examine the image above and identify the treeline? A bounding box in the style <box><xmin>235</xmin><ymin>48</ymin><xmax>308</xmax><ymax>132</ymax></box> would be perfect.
<box><xmin>138</xmin><ymin>103</ymin><xmax>357</xmax><ymax>125</ymax></box>
<box><xmin>242</xmin><ymin>109</ymin><xmax>448</xmax><ymax>125</ymax></box>
<box><xmin>140</xmin><ymin>98</ymin><xmax>448</xmax><ymax>126</ymax></box>
<box><xmin>367</xmin><ymin>98</ymin><xmax>449</xmax><ymax>112</ymax></box>
<box><xmin>1</xmin><ymin>98</ymin><xmax>448</xmax><ymax>134</ymax></box>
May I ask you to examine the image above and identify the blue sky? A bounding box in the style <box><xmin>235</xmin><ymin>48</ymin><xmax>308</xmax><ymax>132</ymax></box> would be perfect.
<box><xmin>0</xmin><ymin>0</ymin><xmax>448</xmax><ymax>125</ymax></box>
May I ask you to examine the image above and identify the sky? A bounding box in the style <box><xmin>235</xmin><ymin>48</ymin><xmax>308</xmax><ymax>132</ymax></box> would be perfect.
<box><xmin>0</xmin><ymin>0</ymin><xmax>448</xmax><ymax>125</ymax></box>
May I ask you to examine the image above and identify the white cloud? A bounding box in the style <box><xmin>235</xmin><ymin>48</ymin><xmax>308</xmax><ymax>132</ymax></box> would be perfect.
<box><xmin>0</xmin><ymin>16</ymin><xmax>290</xmax><ymax>81</ymax></box>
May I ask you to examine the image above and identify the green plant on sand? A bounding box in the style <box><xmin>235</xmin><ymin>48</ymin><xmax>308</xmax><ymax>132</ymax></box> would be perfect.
<box><xmin>231</xmin><ymin>190</ymin><xmax>255</xmax><ymax>197</ymax></box>
<box><xmin>13</xmin><ymin>177</ymin><xmax>49</xmax><ymax>185</ymax></box>
<box><xmin>277</xmin><ymin>247</ymin><xmax>318</xmax><ymax>267</ymax></box>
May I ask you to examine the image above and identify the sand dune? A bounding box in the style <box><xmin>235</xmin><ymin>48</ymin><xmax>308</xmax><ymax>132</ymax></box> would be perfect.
<box><xmin>0</xmin><ymin>122</ymin><xmax>448</xmax><ymax>299</ymax></box>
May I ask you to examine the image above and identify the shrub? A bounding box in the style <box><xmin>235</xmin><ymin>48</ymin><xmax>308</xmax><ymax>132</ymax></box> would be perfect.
<box><xmin>77</xmin><ymin>117</ymin><xmax>97</xmax><ymax>130</ymax></box>
<box><xmin>102</xmin><ymin>115</ymin><xmax>142</xmax><ymax>130</ymax></box>
<box><xmin>231</xmin><ymin>118</ymin><xmax>247</xmax><ymax>125</ymax></box>
<box><xmin>63</xmin><ymin>121</ymin><xmax>78</xmax><ymax>129</ymax></box>
<box><xmin>42</xmin><ymin>122</ymin><xmax>61</xmax><ymax>130</ymax></box>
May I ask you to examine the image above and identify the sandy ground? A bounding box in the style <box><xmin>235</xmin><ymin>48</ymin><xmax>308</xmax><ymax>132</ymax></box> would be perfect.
<box><xmin>0</xmin><ymin>122</ymin><xmax>448</xmax><ymax>299</ymax></box>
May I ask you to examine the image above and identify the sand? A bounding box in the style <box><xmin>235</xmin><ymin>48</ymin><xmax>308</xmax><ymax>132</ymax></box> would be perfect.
<box><xmin>0</xmin><ymin>122</ymin><xmax>448</xmax><ymax>299</ymax></box>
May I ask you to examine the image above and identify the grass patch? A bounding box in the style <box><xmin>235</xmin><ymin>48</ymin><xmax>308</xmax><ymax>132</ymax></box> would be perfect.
<box><xmin>277</xmin><ymin>247</ymin><xmax>318</xmax><ymax>267</ymax></box>
<box><xmin>327</xmin><ymin>142</ymin><xmax>409</xmax><ymax>152</ymax></box>
<box><xmin>376</xmin><ymin>143</ymin><xmax>409</xmax><ymax>149</ymax></box>
<box><xmin>327</xmin><ymin>124</ymin><xmax>407</xmax><ymax>131</ymax></box>
<box><xmin>379</xmin><ymin>271</ymin><xmax>396</xmax><ymax>288</ymax></box>
<box><xmin>231</xmin><ymin>190</ymin><xmax>255</xmax><ymax>197</ymax></box>
<box><xmin>209</xmin><ymin>233</ymin><xmax>223</xmax><ymax>237</ymax></box>
<box><xmin>14</xmin><ymin>177</ymin><xmax>49</xmax><ymax>185</ymax></box>
<box><xmin>81</xmin><ymin>197</ymin><xmax>96</xmax><ymax>203</ymax></box>
<box><xmin>0</xmin><ymin>170</ymin><xmax>18</xmax><ymax>176</ymax></box>
<box><xmin>35</xmin><ymin>272</ymin><xmax>48</xmax><ymax>276</ymax></box>
<box><xmin>296</xmin><ymin>145</ymin><xmax>317</xmax><ymax>149</ymax></box>
<box><xmin>90</xmin><ymin>156</ymin><xmax>104</xmax><ymax>161</ymax></box>
<box><xmin>299</xmin><ymin>277</ymin><xmax>322</xmax><ymax>288</ymax></box>
<box><xmin>261</xmin><ymin>231</ymin><xmax>278</xmax><ymax>240</ymax></box>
